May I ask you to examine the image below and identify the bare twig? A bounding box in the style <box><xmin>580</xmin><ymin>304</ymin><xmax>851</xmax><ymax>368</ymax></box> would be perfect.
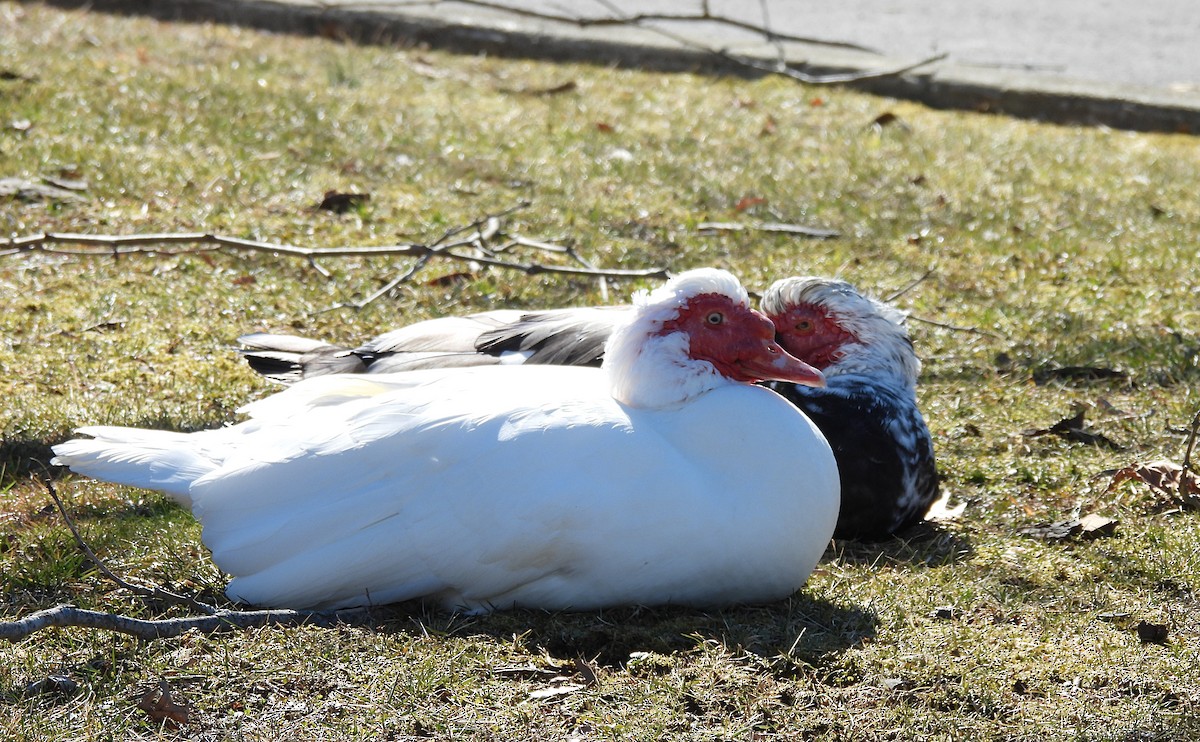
<box><xmin>726</xmin><ymin>51</ymin><xmax>949</xmax><ymax>86</ymax></box>
<box><xmin>0</xmin><ymin>476</ymin><xmax>372</xmax><ymax>642</ymax></box>
<box><xmin>333</xmin><ymin>253</ymin><xmax>434</xmax><ymax>311</ymax></box>
<box><xmin>1179</xmin><ymin>406</ymin><xmax>1200</xmax><ymax>500</ymax></box>
<box><xmin>697</xmin><ymin>221</ymin><xmax>840</xmax><ymax>239</ymax></box>
<box><xmin>2</xmin><ymin>203</ymin><xmax>669</xmax><ymax>290</ymax></box>
<box><xmin>0</xmin><ymin>604</ymin><xmax>366</xmax><ymax>642</ymax></box>
<box><xmin>907</xmin><ymin>314</ymin><xmax>1001</xmax><ymax>338</ymax></box>
<box><xmin>883</xmin><ymin>268</ymin><xmax>936</xmax><ymax>303</ymax></box>
<box><xmin>39</xmin><ymin>472</ymin><xmax>219</xmax><ymax>616</ymax></box>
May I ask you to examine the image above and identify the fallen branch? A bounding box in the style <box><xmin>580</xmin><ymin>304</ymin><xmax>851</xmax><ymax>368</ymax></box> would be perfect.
<box><xmin>1</xmin><ymin>202</ymin><xmax>670</xmax><ymax>308</ymax></box>
<box><xmin>0</xmin><ymin>475</ymin><xmax>370</xmax><ymax>642</ymax></box>
<box><xmin>40</xmin><ymin>471</ymin><xmax>217</xmax><ymax>616</ymax></box>
<box><xmin>697</xmin><ymin>221</ymin><xmax>840</xmax><ymax>239</ymax></box>
<box><xmin>0</xmin><ymin>604</ymin><xmax>366</xmax><ymax>642</ymax></box>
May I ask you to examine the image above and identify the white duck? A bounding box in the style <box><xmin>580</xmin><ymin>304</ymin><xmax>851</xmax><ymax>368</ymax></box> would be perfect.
<box><xmin>240</xmin><ymin>276</ymin><xmax>938</xmax><ymax>541</ymax></box>
<box><xmin>53</xmin><ymin>269</ymin><xmax>840</xmax><ymax>613</ymax></box>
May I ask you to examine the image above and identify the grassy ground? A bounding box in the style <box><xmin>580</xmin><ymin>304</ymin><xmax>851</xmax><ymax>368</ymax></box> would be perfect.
<box><xmin>3</xmin><ymin>2</ymin><xmax>1200</xmax><ymax>739</ymax></box>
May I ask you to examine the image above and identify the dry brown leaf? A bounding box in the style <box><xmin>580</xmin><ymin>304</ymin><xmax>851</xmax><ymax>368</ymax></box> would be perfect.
<box><xmin>138</xmin><ymin>680</ymin><xmax>190</xmax><ymax>727</ymax></box>
<box><xmin>1022</xmin><ymin>409</ymin><xmax>1123</xmax><ymax>449</ymax></box>
<box><xmin>573</xmin><ymin>656</ymin><xmax>600</xmax><ymax>687</ymax></box>
<box><xmin>1136</xmin><ymin>620</ymin><xmax>1169</xmax><ymax>644</ymax></box>
<box><xmin>1106</xmin><ymin>459</ymin><xmax>1200</xmax><ymax>509</ymax></box>
<box><xmin>1019</xmin><ymin>513</ymin><xmax>1118</xmax><ymax>541</ymax></box>
<box><xmin>734</xmin><ymin>196</ymin><xmax>766</xmax><ymax>212</ymax></box>
<box><xmin>316</xmin><ymin>190</ymin><xmax>370</xmax><ymax>213</ymax></box>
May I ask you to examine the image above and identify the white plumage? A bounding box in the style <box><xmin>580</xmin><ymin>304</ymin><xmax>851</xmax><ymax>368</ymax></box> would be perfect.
<box><xmin>53</xmin><ymin>269</ymin><xmax>839</xmax><ymax>613</ymax></box>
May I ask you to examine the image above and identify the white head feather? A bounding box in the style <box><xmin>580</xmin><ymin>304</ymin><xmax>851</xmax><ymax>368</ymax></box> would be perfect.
<box><xmin>603</xmin><ymin>268</ymin><xmax>752</xmax><ymax>409</ymax></box>
<box><xmin>761</xmin><ymin>276</ymin><xmax>921</xmax><ymax>391</ymax></box>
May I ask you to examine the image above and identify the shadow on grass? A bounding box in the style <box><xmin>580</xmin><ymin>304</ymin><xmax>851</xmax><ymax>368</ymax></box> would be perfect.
<box><xmin>0</xmin><ymin>440</ymin><xmax>56</xmax><ymax>487</ymax></box>
<box><xmin>366</xmin><ymin>594</ymin><xmax>878</xmax><ymax>671</ymax></box>
<box><xmin>1</xmin><ymin>412</ymin><xmax>238</xmax><ymax>487</ymax></box>
<box><xmin>825</xmin><ymin>520</ymin><xmax>974</xmax><ymax>569</ymax></box>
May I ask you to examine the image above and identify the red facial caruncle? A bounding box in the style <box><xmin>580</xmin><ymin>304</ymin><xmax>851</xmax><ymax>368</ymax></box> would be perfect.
<box><xmin>771</xmin><ymin>303</ymin><xmax>858</xmax><ymax>370</ymax></box>
<box><xmin>657</xmin><ymin>293</ymin><xmax>825</xmax><ymax>387</ymax></box>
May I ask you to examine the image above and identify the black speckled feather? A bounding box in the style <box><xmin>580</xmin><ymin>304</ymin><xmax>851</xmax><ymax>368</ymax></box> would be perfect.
<box><xmin>475</xmin><ymin>309</ymin><xmax>620</xmax><ymax>367</ymax></box>
<box><xmin>769</xmin><ymin>376</ymin><xmax>938</xmax><ymax>541</ymax></box>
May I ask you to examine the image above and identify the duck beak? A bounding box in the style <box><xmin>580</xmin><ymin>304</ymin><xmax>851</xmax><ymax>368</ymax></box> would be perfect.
<box><xmin>734</xmin><ymin>338</ymin><xmax>826</xmax><ymax>388</ymax></box>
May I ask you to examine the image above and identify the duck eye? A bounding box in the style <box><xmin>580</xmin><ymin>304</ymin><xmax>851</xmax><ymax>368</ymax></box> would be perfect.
<box><xmin>794</xmin><ymin>320</ymin><xmax>814</xmax><ymax>333</ymax></box>
<box><xmin>705</xmin><ymin>311</ymin><xmax>724</xmax><ymax>325</ymax></box>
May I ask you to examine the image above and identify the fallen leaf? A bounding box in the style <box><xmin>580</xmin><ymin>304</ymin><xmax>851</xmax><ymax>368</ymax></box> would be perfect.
<box><xmin>809</xmin><ymin>97</ymin><xmax>824</xmax><ymax>107</ymax></box>
<box><xmin>316</xmin><ymin>190</ymin><xmax>370</xmax><ymax>213</ymax></box>
<box><xmin>1022</xmin><ymin>409</ymin><xmax>1123</xmax><ymax>449</ymax></box>
<box><xmin>232</xmin><ymin>274</ymin><xmax>257</xmax><ymax>286</ymax></box>
<box><xmin>872</xmin><ymin>111</ymin><xmax>899</xmax><ymax>127</ymax></box>
<box><xmin>138</xmin><ymin>680</ymin><xmax>190</xmax><ymax>728</ymax></box>
<box><xmin>734</xmin><ymin>196</ymin><xmax>766</xmax><ymax>212</ymax></box>
<box><xmin>425</xmin><ymin>271</ymin><xmax>475</xmax><ymax>287</ymax></box>
<box><xmin>760</xmin><ymin>115</ymin><xmax>778</xmax><ymax>136</ymax></box>
<box><xmin>1136</xmin><ymin>621</ymin><xmax>1169</xmax><ymax>644</ymax></box>
<box><xmin>527</xmin><ymin>684</ymin><xmax>585</xmax><ymax>701</ymax></box>
<box><xmin>1106</xmin><ymin>459</ymin><xmax>1200</xmax><ymax>509</ymax></box>
<box><xmin>573</xmin><ymin>656</ymin><xmax>599</xmax><ymax>687</ymax></box>
<box><xmin>501</xmin><ymin>80</ymin><xmax>577</xmax><ymax>96</ymax></box>
<box><xmin>1018</xmin><ymin>513</ymin><xmax>1118</xmax><ymax>541</ymax></box>
<box><xmin>867</xmin><ymin>111</ymin><xmax>910</xmax><ymax>131</ymax></box>
<box><xmin>595</xmin><ymin>122</ymin><xmax>615</xmax><ymax>133</ymax></box>
<box><xmin>1078</xmin><ymin>513</ymin><xmax>1118</xmax><ymax>534</ymax></box>
<box><xmin>1031</xmin><ymin>366</ymin><xmax>1128</xmax><ymax>385</ymax></box>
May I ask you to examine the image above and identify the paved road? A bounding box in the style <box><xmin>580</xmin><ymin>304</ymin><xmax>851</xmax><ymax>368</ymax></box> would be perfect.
<box><xmin>58</xmin><ymin>0</ymin><xmax>1200</xmax><ymax>132</ymax></box>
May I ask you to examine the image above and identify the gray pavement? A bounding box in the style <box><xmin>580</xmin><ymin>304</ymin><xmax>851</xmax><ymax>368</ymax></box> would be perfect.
<box><xmin>50</xmin><ymin>0</ymin><xmax>1200</xmax><ymax>133</ymax></box>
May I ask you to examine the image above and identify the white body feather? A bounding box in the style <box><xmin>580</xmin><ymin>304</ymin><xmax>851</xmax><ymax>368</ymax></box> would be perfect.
<box><xmin>54</xmin><ymin>366</ymin><xmax>837</xmax><ymax>612</ymax></box>
<box><xmin>53</xmin><ymin>269</ymin><xmax>840</xmax><ymax>612</ymax></box>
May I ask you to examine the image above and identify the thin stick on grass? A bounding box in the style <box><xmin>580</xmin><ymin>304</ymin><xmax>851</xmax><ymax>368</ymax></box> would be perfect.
<box><xmin>0</xmin><ymin>604</ymin><xmax>372</xmax><ymax>642</ymax></box>
<box><xmin>39</xmin><ymin>471</ymin><xmax>219</xmax><ymax>616</ymax></box>
<box><xmin>906</xmin><ymin>314</ymin><xmax>1001</xmax><ymax>338</ymax></box>
<box><xmin>1178</xmin><ymin>405</ymin><xmax>1200</xmax><ymax>501</ymax></box>
<box><xmin>0</xmin><ymin>475</ymin><xmax>370</xmax><ymax>643</ymax></box>
<box><xmin>0</xmin><ymin>202</ymin><xmax>669</xmax><ymax>286</ymax></box>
